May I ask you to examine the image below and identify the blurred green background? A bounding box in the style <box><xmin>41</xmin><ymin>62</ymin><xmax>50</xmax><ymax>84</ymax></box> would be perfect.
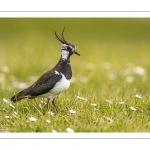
<box><xmin>0</xmin><ymin>18</ymin><xmax>150</xmax><ymax>132</ymax></box>
<box><xmin>1</xmin><ymin>18</ymin><xmax>150</xmax><ymax>95</ymax></box>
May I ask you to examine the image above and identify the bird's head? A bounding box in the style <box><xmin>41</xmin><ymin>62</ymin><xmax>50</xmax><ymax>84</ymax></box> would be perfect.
<box><xmin>54</xmin><ymin>27</ymin><xmax>80</xmax><ymax>61</ymax></box>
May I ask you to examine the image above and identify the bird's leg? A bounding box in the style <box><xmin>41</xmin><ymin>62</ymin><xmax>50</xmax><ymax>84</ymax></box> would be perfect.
<box><xmin>52</xmin><ymin>98</ymin><xmax>59</xmax><ymax>113</ymax></box>
<box><xmin>46</xmin><ymin>98</ymin><xmax>50</xmax><ymax>109</ymax></box>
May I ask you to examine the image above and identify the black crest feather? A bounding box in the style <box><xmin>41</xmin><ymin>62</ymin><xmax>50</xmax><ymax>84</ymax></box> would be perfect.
<box><xmin>54</xmin><ymin>26</ymin><xmax>67</xmax><ymax>44</ymax></box>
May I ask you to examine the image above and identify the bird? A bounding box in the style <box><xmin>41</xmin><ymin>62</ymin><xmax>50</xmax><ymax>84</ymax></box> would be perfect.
<box><xmin>11</xmin><ymin>27</ymin><xmax>80</xmax><ymax>113</ymax></box>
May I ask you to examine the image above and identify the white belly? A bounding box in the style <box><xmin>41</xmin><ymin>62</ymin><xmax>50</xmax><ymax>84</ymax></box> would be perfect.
<box><xmin>39</xmin><ymin>74</ymin><xmax>70</xmax><ymax>100</ymax></box>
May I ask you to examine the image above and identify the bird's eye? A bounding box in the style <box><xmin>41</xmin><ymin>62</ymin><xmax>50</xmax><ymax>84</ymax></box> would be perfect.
<box><xmin>67</xmin><ymin>46</ymin><xmax>71</xmax><ymax>50</ymax></box>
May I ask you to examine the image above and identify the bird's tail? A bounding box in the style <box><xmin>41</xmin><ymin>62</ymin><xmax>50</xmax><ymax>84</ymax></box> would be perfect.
<box><xmin>11</xmin><ymin>88</ymin><xmax>34</xmax><ymax>102</ymax></box>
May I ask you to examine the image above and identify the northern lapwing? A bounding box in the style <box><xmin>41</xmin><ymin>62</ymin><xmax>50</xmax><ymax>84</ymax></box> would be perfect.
<box><xmin>11</xmin><ymin>27</ymin><xmax>80</xmax><ymax>113</ymax></box>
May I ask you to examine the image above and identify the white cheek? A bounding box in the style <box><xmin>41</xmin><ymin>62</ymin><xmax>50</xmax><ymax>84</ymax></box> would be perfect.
<box><xmin>62</xmin><ymin>50</ymin><xmax>69</xmax><ymax>60</ymax></box>
<box><xmin>61</xmin><ymin>44</ymin><xmax>67</xmax><ymax>49</ymax></box>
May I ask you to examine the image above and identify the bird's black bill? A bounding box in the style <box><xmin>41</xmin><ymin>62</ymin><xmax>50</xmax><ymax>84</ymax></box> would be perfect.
<box><xmin>74</xmin><ymin>51</ymin><xmax>80</xmax><ymax>56</ymax></box>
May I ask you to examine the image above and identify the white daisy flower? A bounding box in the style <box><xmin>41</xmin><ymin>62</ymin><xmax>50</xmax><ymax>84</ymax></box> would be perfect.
<box><xmin>46</xmin><ymin>119</ymin><xmax>51</xmax><ymax>123</ymax></box>
<box><xmin>52</xmin><ymin>129</ymin><xmax>57</xmax><ymax>133</ymax></box>
<box><xmin>105</xmin><ymin>99</ymin><xmax>113</xmax><ymax>104</ymax></box>
<box><xmin>19</xmin><ymin>82</ymin><xmax>28</xmax><ymax>89</ymax></box>
<box><xmin>1</xmin><ymin>66</ymin><xmax>10</xmax><ymax>73</ymax></box>
<box><xmin>130</xmin><ymin>106</ymin><xmax>136</xmax><ymax>111</ymax></box>
<box><xmin>5</xmin><ymin>116</ymin><xmax>12</xmax><ymax>119</ymax></box>
<box><xmin>106</xmin><ymin>117</ymin><xmax>114</xmax><ymax>122</ymax></box>
<box><xmin>29</xmin><ymin>117</ymin><xmax>37</xmax><ymax>122</ymax></box>
<box><xmin>69</xmin><ymin>110</ymin><xmax>76</xmax><ymax>114</ymax></box>
<box><xmin>12</xmin><ymin>82</ymin><xmax>25</xmax><ymax>89</ymax></box>
<box><xmin>9</xmin><ymin>103</ymin><xmax>15</xmax><ymax>109</ymax></box>
<box><xmin>133</xmin><ymin>66</ymin><xmax>146</xmax><ymax>76</ymax></box>
<box><xmin>119</xmin><ymin>101</ymin><xmax>125</xmax><ymax>105</ymax></box>
<box><xmin>94</xmin><ymin>108</ymin><xmax>99</xmax><ymax>111</ymax></box>
<box><xmin>48</xmin><ymin>111</ymin><xmax>54</xmax><ymax>116</ymax></box>
<box><xmin>91</xmin><ymin>103</ymin><xmax>97</xmax><ymax>106</ymax></box>
<box><xmin>77</xmin><ymin>96</ymin><xmax>87</xmax><ymax>101</ymax></box>
<box><xmin>135</xmin><ymin>94</ymin><xmax>142</xmax><ymax>99</ymax></box>
<box><xmin>14</xmin><ymin>111</ymin><xmax>18</xmax><ymax>115</ymax></box>
<box><xmin>3</xmin><ymin>98</ymin><xmax>9</xmax><ymax>104</ymax></box>
<box><xmin>66</xmin><ymin>128</ymin><xmax>74</xmax><ymax>133</ymax></box>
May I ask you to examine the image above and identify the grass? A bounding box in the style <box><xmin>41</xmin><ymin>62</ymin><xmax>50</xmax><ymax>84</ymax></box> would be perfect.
<box><xmin>0</xmin><ymin>18</ymin><xmax>150</xmax><ymax>132</ymax></box>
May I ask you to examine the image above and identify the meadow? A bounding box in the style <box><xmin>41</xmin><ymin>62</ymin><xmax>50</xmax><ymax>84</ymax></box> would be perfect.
<box><xmin>0</xmin><ymin>18</ymin><xmax>150</xmax><ymax>132</ymax></box>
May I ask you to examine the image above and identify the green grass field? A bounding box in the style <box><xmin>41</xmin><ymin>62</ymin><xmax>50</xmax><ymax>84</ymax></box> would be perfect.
<box><xmin>0</xmin><ymin>18</ymin><xmax>150</xmax><ymax>132</ymax></box>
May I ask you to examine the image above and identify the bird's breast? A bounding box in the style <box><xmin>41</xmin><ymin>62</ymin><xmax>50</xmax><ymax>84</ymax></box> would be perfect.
<box><xmin>50</xmin><ymin>73</ymin><xmax>70</xmax><ymax>94</ymax></box>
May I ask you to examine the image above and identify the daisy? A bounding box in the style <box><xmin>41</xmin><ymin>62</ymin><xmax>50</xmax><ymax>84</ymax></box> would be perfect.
<box><xmin>66</xmin><ymin>128</ymin><xmax>74</xmax><ymax>133</ymax></box>
<box><xmin>69</xmin><ymin>110</ymin><xmax>76</xmax><ymax>114</ymax></box>
<box><xmin>29</xmin><ymin>117</ymin><xmax>37</xmax><ymax>122</ymax></box>
<box><xmin>106</xmin><ymin>117</ymin><xmax>114</xmax><ymax>122</ymax></box>
<box><xmin>46</xmin><ymin>119</ymin><xmax>51</xmax><ymax>123</ymax></box>
<box><xmin>48</xmin><ymin>111</ymin><xmax>54</xmax><ymax>116</ymax></box>
<box><xmin>135</xmin><ymin>94</ymin><xmax>142</xmax><ymax>99</ymax></box>
<box><xmin>130</xmin><ymin>106</ymin><xmax>136</xmax><ymax>111</ymax></box>
<box><xmin>91</xmin><ymin>103</ymin><xmax>97</xmax><ymax>106</ymax></box>
<box><xmin>3</xmin><ymin>98</ymin><xmax>9</xmax><ymax>104</ymax></box>
<box><xmin>105</xmin><ymin>99</ymin><xmax>113</xmax><ymax>104</ymax></box>
<box><xmin>9</xmin><ymin>103</ymin><xmax>15</xmax><ymax>109</ymax></box>
<box><xmin>77</xmin><ymin>96</ymin><xmax>87</xmax><ymax>101</ymax></box>
<box><xmin>5</xmin><ymin>116</ymin><xmax>12</xmax><ymax>119</ymax></box>
<box><xmin>119</xmin><ymin>101</ymin><xmax>125</xmax><ymax>105</ymax></box>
